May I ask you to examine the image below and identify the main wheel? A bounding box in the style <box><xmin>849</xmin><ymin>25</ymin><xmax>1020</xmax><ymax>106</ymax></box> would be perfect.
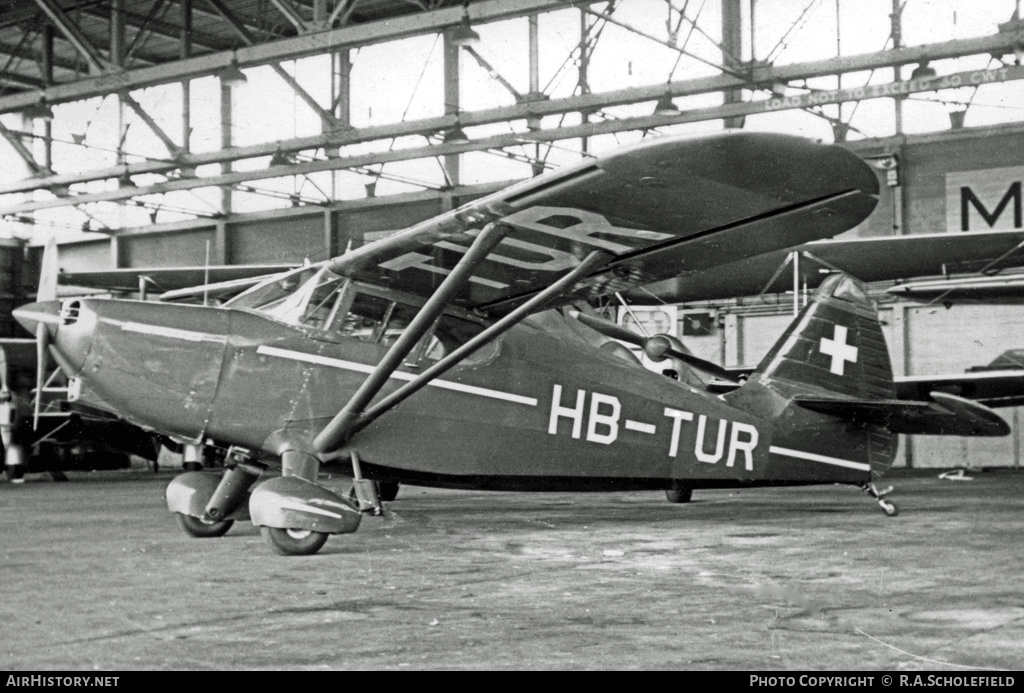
<box><xmin>378</xmin><ymin>480</ymin><xmax>400</xmax><ymax>502</ymax></box>
<box><xmin>665</xmin><ymin>483</ymin><xmax>692</xmax><ymax>504</ymax></box>
<box><xmin>261</xmin><ymin>526</ymin><xmax>329</xmax><ymax>556</ymax></box>
<box><xmin>879</xmin><ymin>500</ymin><xmax>899</xmax><ymax>517</ymax></box>
<box><xmin>176</xmin><ymin>512</ymin><xmax>234</xmax><ymax>538</ymax></box>
<box><xmin>4</xmin><ymin>443</ymin><xmax>27</xmax><ymax>483</ymax></box>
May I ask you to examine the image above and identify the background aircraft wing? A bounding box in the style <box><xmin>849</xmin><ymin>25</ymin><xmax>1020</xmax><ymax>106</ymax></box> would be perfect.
<box><xmin>630</xmin><ymin>229</ymin><xmax>1024</xmax><ymax>304</ymax></box>
<box><xmin>58</xmin><ymin>264</ymin><xmax>296</xmax><ymax>294</ymax></box>
<box><xmin>887</xmin><ymin>271</ymin><xmax>1024</xmax><ymax>301</ymax></box>
<box><xmin>895</xmin><ymin>350</ymin><xmax>1024</xmax><ymax>408</ymax></box>
<box><xmin>327</xmin><ymin>132</ymin><xmax>879</xmax><ymax>316</ymax></box>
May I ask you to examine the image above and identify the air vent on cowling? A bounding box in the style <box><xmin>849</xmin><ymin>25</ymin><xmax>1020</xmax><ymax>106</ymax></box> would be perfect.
<box><xmin>60</xmin><ymin>300</ymin><xmax>81</xmax><ymax>326</ymax></box>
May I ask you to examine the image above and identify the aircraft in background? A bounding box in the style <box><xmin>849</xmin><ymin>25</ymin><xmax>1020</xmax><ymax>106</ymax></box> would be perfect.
<box><xmin>1</xmin><ymin>242</ymin><xmax>159</xmax><ymax>482</ymax></box>
<box><xmin>12</xmin><ymin>131</ymin><xmax>1015</xmax><ymax>556</ymax></box>
<box><xmin>629</xmin><ymin>229</ymin><xmax>1024</xmax><ymax>306</ymax></box>
<box><xmin>57</xmin><ymin>263</ymin><xmax>296</xmax><ymax>303</ymax></box>
<box><xmin>887</xmin><ymin>271</ymin><xmax>1024</xmax><ymax>303</ymax></box>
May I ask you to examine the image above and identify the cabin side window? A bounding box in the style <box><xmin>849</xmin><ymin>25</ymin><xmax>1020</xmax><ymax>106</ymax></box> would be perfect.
<box><xmin>231</xmin><ymin>267</ymin><xmax>492</xmax><ymax>365</ymax></box>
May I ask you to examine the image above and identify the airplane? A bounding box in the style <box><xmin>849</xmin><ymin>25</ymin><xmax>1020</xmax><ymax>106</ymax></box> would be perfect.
<box><xmin>1</xmin><ymin>242</ymin><xmax>160</xmax><ymax>483</ymax></box>
<box><xmin>13</xmin><ymin>131</ymin><xmax>1014</xmax><ymax>557</ymax></box>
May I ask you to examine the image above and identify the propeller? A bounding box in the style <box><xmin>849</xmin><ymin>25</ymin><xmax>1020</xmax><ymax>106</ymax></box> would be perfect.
<box><xmin>572</xmin><ymin>311</ymin><xmax>740</xmax><ymax>382</ymax></box>
<box><xmin>34</xmin><ymin>321</ymin><xmax>49</xmax><ymax>431</ymax></box>
<box><xmin>0</xmin><ymin>346</ymin><xmax>13</xmax><ymax>446</ymax></box>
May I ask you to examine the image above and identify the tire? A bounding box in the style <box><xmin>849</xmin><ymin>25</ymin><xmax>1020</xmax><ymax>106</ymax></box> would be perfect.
<box><xmin>378</xmin><ymin>481</ymin><xmax>400</xmax><ymax>502</ymax></box>
<box><xmin>176</xmin><ymin>512</ymin><xmax>234</xmax><ymax>538</ymax></box>
<box><xmin>5</xmin><ymin>443</ymin><xmax>27</xmax><ymax>483</ymax></box>
<box><xmin>261</xmin><ymin>526</ymin><xmax>329</xmax><ymax>556</ymax></box>
<box><xmin>665</xmin><ymin>483</ymin><xmax>692</xmax><ymax>504</ymax></box>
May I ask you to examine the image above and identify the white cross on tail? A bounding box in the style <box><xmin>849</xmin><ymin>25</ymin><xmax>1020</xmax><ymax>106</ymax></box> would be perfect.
<box><xmin>819</xmin><ymin>324</ymin><xmax>858</xmax><ymax>375</ymax></box>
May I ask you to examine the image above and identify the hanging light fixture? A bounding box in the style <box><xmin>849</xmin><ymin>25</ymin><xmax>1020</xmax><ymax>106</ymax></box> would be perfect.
<box><xmin>218</xmin><ymin>56</ymin><xmax>248</xmax><ymax>88</ymax></box>
<box><xmin>268</xmin><ymin>146</ymin><xmax>292</xmax><ymax>167</ymax></box>
<box><xmin>910</xmin><ymin>61</ymin><xmax>937</xmax><ymax>80</ymax></box>
<box><xmin>831</xmin><ymin>121</ymin><xmax>850</xmax><ymax>143</ymax></box>
<box><xmin>451</xmin><ymin>7</ymin><xmax>480</xmax><ymax>47</ymax></box>
<box><xmin>653</xmin><ymin>93</ymin><xmax>680</xmax><ymax>116</ymax></box>
<box><xmin>443</xmin><ymin>126</ymin><xmax>470</xmax><ymax>144</ymax></box>
<box><xmin>24</xmin><ymin>99</ymin><xmax>54</xmax><ymax>121</ymax></box>
<box><xmin>948</xmin><ymin>109</ymin><xmax>967</xmax><ymax>129</ymax></box>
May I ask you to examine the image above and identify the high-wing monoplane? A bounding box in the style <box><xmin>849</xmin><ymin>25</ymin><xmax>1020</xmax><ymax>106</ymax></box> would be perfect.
<box><xmin>15</xmin><ymin>132</ymin><xmax>1011</xmax><ymax>556</ymax></box>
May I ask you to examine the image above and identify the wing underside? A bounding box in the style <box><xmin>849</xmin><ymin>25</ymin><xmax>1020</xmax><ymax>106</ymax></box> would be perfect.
<box><xmin>328</xmin><ymin>132</ymin><xmax>879</xmax><ymax>317</ymax></box>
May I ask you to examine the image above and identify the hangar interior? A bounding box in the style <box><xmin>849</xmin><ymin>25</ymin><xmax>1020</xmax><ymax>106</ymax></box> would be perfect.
<box><xmin>1</xmin><ymin>0</ymin><xmax>1023</xmax><ymax>468</ymax></box>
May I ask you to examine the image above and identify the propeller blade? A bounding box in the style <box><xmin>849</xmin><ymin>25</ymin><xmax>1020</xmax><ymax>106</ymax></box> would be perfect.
<box><xmin>38</xmin><ymin>237</ymin><xmax>59</xmax><ymax>302</ymax></box>
<box><xmin>573</xmin><ymin>312</ymin><xmax>740</xmax><ymax>382</ymax></box>
<box><xmin>33</xmin><ymin>322</ymin><xmax>48</xmax><ymax>431</ymax></box>
<box><xmin>0</xmin><ymin>346</ymin><xmax>9</xmax><ymax>396</ymax></box>
<box><xmin>573</xmin><ymin>312</ymin><xmax>646</xmax><ymax>347</ymax></box>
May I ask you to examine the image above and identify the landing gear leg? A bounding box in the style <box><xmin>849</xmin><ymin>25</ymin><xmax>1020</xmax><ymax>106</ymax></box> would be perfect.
<box><xmin>202</xmin><ymin>461</ymin><xmax>262</xmax><ymax>527</ymax></box>
<box><xmin>183</xmin><ymin>443</ymin><xmax>204</xmax><ymax>472</ymax></box>
<box><xmin>349</xmin><ymin>451</ymin><xmax>384</xmax><ymax>516</ymax></box>
<box><xmin>862</xmin><ymin>482</ymin><xmax>899</xmax><ymax>517</ymax></box>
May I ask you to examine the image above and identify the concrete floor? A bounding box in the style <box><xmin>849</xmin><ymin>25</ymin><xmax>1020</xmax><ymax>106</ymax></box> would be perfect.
<box><xmin>1</xmin><ymin>469</ymin><xmax>1022</xmax><ymax>671</ymax></box>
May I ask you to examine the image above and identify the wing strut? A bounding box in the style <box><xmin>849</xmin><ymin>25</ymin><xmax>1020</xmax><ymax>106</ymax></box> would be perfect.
<box><xmin>313</xmin><ymin>222</ymin><xmax>511</xmax><ymax>454</ymax></box>
<box><xmin>354</xmin><ymin>250</ymin><xmax>609</xmax><ymax>434</ymax></box>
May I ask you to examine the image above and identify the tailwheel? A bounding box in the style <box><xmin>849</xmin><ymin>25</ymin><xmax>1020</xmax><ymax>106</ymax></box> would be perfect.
<box><xmin>879</xmin><ymin>499</ymin><xmax>899</xmax><ymax>517</ymax></box>
<box><xmin>261</xmin><ymin>526</ymin><xmax>329</xmax><ymax>556</ymax></box>
<box><xmin>862</xmin><ymin>482</ymin><xmax>899</xmax><ymax>517</ymax></box>
<box><xmin>176</xmin><ymin>512</ymin><xmax>234</xmax><ymax>538</ymax></box>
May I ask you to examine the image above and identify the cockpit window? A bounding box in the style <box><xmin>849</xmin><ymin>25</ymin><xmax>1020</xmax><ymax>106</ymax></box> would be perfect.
<box><xmin>228</xmin><ymin>266</ymin><xmax>455</xmax><ymax>363</ymax></box>
<box><xmin>224</xmin><ymin>265</ymin><xmax>322</xmax><ymax>314</ymax></box>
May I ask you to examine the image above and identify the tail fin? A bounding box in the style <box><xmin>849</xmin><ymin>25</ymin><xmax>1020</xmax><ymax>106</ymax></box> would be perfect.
<box><xmin>727</xmin><ymin>274</ymin><xmax>897</xmax><ymax>481</ymax></box>
<box><xmin>734</xmin><ymin>274</ymin><xmax>1007</xmax><ymax>482</ymax></box>
<box><xmin>752</xmin><ymin>273</ymin><xmax>895</xmax><ymax>401</ymax></box>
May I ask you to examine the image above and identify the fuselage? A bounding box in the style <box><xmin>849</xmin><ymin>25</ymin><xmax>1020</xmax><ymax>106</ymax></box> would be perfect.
<box><xmin>18</xmin><ymin>295</ymin><xmax>876</xmax><ymax>491</ymax></box>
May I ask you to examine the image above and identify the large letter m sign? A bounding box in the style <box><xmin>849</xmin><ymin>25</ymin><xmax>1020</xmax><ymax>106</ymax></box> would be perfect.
<box><xmin>958</xmin><ymin>176</ymin><xmax>1022</xmax><ymax>232</ymax></box>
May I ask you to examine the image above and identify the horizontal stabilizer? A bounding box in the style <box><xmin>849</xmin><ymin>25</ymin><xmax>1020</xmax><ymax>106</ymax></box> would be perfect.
<box><xmin>794</xmin><ymin>391</ymin><xmax>1009</xmax><ymax>437</ymax></box>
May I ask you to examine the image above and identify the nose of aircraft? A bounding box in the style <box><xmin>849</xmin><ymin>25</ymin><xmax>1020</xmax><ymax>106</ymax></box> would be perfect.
<box><xmin>12</xmin><ymin>300</ymin><xmax>62</xmax><ymax>338</ymax></box>
<box><xmin>13</xmin><ymin>299</ymin><xmax>94</xmax><ymax>374</ymax></box>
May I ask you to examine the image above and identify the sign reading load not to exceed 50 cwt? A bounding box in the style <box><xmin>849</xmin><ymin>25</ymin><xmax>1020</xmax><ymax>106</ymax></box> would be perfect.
<box><xmin>762</xmin><ymin>65</ymin><xmax>1024</xmax><ymax>113</ymax></box>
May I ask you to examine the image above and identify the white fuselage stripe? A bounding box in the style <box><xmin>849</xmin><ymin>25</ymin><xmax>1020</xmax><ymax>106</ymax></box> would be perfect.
<box><xmin>624</xmin><ymin>420</ymin><xmax>657</xmax><ymax>434</ymax></box>
<box><xmin>257</xmin><ymin>345</ymin><xmax>538</xmax><ymax>406</ymax></box>
<box><xmin>769</xmin><ymin>445</ymin><xmax>872</xmax><ymax>472</ymax></box>
<box><xmin>111</xmin><ymin>320</ymin><xmax>227</xmax><ymax>344</ymax></box>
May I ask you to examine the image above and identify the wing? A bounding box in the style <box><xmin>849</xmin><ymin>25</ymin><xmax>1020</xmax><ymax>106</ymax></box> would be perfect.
<box><xmin>328</xmin><ymin>132</ymin><xmax>879</xmax><ymax>316</ymax></box>
<box><xmin>59</xmin><ymin>264</ymin><xmax>297</xmax><ymax>294</ymax></box>
<box><xmin>887</xmin><ymin>272</ymin><xmax>1024</xmax><ymax>301</ymax></box>
<box><xmin>632</xmin><ymin>230</ymin><xmax>1024</xmax><ymax>304</ymax></box>
<box><xmin>896</xmin><ymin>367</ymin><xmax>1024</xmax><ymax>409</ymax></box>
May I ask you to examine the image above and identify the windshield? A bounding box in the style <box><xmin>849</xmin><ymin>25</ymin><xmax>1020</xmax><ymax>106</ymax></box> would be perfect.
<box><xmin>226</xmin><ymin>266</ymin><xmax>453</xmax><ymax>361</ymax></box>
